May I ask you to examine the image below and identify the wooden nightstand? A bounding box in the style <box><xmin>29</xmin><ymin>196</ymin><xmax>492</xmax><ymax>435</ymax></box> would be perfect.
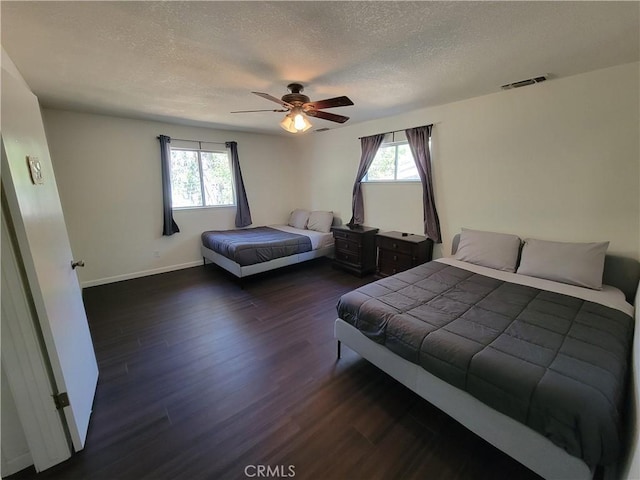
<box><xmin>331</xmin><ymin>225</ymin><xmax>379</xmax><ymax>276</ymax></box>
<box><xmin>376</xmin><ymin>231</ymin><xmax>433</xmax><ymax>277</ymax></box>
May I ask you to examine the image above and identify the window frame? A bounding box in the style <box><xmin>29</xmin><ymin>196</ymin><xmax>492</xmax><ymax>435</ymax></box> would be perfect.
<box><xmin>169</xmin><ymin>146</ymin><xmax>236</xmax><ymax>210</ymax></box>
<box><xmin>363</xmin><ymin>140</ymin><xmax>420</xmax><ymax>183</ymax></box>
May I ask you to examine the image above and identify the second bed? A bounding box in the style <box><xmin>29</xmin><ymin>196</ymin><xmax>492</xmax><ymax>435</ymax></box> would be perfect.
<box><xmin>201</xmin><ymin>224</ymin><xmax>334</xmax><ymax>278</ymax></box>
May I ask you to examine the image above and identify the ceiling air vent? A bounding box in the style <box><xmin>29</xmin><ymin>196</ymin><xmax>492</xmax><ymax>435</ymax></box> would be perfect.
<box><xmin>501</xmin><ymin>75</ymin><xmax>548</xmax><ymax>90</ymax></box>
<box><xmin>315</xmin><ymin>128</ymin><xmax>331</xmax><ymax>132</ymax></box>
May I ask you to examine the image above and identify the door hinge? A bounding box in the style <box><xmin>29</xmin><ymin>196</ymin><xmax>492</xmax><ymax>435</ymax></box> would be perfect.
<box><xmin>53</xmin><ymin>392</ymin><xmax>70</xmax><ymax>410</ymax></box>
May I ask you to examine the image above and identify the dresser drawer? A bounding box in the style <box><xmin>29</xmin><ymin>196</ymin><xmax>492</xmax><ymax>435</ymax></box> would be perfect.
<box><xmin>333</xmin><ymin>229</ymin><xmax>361</xmax><ymax>242</ymax></box>
<box><xmin>335</xmin><ymin>249</ymin><xmax>361</xmax><ymax>266</ymax></box>
<box><xmin>379</xmin><ymin>250</ymin><xmax>413</xmax><ymax>266</ymax></box>
<box><xmin>376</xmin><ymin>235</ymin><xmax>416</xmax><ymax>256</ymax></box>
<box><xmin>335</xmin><ymin>238</ymin><xmax>361</xmax><ymax>255</ymax></box>
<box><xmin>378</xmin><ymin>251</ymin><xmax>413</xmax><ymax>275</ymax></box>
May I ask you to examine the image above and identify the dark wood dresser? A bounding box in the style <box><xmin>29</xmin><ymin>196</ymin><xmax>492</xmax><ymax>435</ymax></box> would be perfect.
<box><xmin>376</xmin><ymin>231</ymin><xmax>433</xmax><ymax>277</ymax></box>
<box><xmin>331</xmin><ymin>225</ymin><xmax>379</xmax><ymax>276</ymax></box>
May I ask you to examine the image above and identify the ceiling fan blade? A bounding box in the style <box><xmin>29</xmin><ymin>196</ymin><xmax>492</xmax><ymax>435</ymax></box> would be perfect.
<box><xmin>230</xmin><ymin>109</ymin><xmax>288</xmax><ymax>113</ymax></box>
<box><xmin>306</xmin><ymin>110</ymin><xmax>350</xmax><ymax>124</ymax></box>
<box><xmin>304</xmin><ymin>96</ymin><xmax>354</xmax><ymax>110</ymax></box>
<box><xmin>252</xmin><ymin>91</ymin><xmax>293</xmax><ymax>108</ymax></box>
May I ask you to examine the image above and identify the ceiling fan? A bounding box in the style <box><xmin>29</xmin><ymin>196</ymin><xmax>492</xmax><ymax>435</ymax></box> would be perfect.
<box><xmin>231</xmin><ymin>83</ymin><xmax>354</xmax><ymax>133</ymax></box>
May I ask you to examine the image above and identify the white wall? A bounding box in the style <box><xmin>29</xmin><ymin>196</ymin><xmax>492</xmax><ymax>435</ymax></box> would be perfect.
<box><xmin>43</xmin><ymin>111</ymin><xmax>305</xmax><ymax>286</ymax></box>
<box><xmin>301</xmin><ymin>62</ymin><xmax>640</xmax><ymax>261</ymax></box>
<box><xmin>43</xmin><ymin>62</ymin><xmax>639</xmax><ymax>287</ymax></box>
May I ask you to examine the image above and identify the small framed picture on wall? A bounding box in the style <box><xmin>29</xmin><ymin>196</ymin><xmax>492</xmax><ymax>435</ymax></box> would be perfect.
<box><xmin>27</xmin><ymin>156</ymin><xmax>44</xmax><ymax>185</ymax></box>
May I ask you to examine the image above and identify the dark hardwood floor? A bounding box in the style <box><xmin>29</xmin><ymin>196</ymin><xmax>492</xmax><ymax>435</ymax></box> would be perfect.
<box><xmin>10</xmin><ymin>258</ymin><xmax>542</xmax><ymax>480</ymax></box>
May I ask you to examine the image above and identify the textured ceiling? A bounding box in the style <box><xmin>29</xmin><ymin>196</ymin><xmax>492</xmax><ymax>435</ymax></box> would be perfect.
<box><xmin>2</xmin><ymin>1</ymin><xmax>638</xmax><ymax>135</ymax></box>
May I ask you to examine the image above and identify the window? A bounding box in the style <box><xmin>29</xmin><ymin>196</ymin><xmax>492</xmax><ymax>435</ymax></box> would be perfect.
<box><xmin>170</xmin><ymin>147</ymin><xmax>235</xmax><ymax>208</ymax></box>
<box><xmin>364</xmin><ymin>140</ymin><xmax>420</xmax><ymax>182</ymax></box>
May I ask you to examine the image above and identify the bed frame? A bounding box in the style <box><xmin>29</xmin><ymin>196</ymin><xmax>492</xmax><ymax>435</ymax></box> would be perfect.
<box><xmin>335</xmin><ymin>235</ymin><xmax>640</xmax><ymax>480</ymax></box>
<box><xmin>201</xmin><ymin>244</ymin><xmax>334</xmax><ymax>279</ymax></box>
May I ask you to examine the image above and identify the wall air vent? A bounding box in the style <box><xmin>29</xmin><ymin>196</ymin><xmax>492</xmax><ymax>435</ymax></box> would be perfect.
<box><xmin>501</xmin><ymin>75</ymin><xmax>548</xmax><ymax>90</ymax></box>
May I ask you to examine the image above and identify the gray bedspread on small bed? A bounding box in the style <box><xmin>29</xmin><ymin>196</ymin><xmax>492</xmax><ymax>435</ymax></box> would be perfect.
<box><xmin>201</xmin><ymin>227</ymin><xmax>312</xmax><ymax>266</ymax></box>
<box><xmin>336</xmin><ymin>261</ymin><xmax>633</xmax><ymax>467</ymax></box>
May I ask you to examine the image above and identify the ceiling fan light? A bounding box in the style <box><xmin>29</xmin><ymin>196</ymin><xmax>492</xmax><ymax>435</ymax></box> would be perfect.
<box><xmin>280</xmin><ymin>114</ymin><xmax>297</xmax><ymax>133</ymax></box>
<box><xmin>294</xmin><ymin>113</ymin><xmax>312</xmax><ymax>131</ymax></box>
<box><xmin>280</xmin><ymin>112</ymin><xmax>312</xmax><ymax>133</ymax></box>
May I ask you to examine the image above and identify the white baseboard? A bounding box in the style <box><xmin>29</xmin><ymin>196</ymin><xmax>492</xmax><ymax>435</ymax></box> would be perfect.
<box><xmin>81</xmin><ymin>261</ymin><xmax>203</xmax><ymax>288</ymax></box>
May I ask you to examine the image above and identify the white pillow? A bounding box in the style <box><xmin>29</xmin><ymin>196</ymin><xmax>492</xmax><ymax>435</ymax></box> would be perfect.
<box><xmin>454</xmin><ymin>228</ymin><xmax>521</xmax><ymax>272</ymax></box>
<box><xmin>307</xmin><ymin>211</ymin><xmax>334</xmax><ymax>233</ymax></box>
<box><xmin>517</xmin><ymin>238</ymin><xmax>609</xmax><ymax>290</ymax></box>
<box><xmin>288</xmin><ymin>209</ymin><xmax>310</xmax><ymax>230</ymax></box>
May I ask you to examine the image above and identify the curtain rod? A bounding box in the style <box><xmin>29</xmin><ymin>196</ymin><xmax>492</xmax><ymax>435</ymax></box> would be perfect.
<box><xmin>358</xmin><ymin>123</ymin><xmax>433</xmax><ymax>140</ymax></box>
<box><xmin>170</xmin><ymin>137</ymin><xmax>228</xmax><ymax>145</ymax></box>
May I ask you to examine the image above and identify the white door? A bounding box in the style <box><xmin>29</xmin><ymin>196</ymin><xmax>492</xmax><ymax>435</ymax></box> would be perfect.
<box><xmin>1</xmin><ymin>62</ymin><xmax>99</xmax><ymax>453</ymax></box>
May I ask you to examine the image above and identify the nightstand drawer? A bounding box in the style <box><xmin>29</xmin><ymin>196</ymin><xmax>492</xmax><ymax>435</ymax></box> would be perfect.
<box><xmin>376</xmin><ymin>236</ymin><xmax>416</xmax><ymax>256</ymax></box>
<box><xmin>378</xmin><ymin>252</ymin><xmax>413</xmax><ymax>276</ymax></box>
<box><xmin>335</xmin><ymin>238</ymin><xmax>360</xmax><ymax>254</ymax></box>
<box><xmin>335</xmin><ymin>249</ymin><xmax>361</xmax><ymax>266</ymax></box>
<box><xmin>379</xmin><ymin>250</ymin><xmax>413</xmax><ymax>266</ymax></box>
<box><xmin>332</xmin><ymin>229</ymin><xmax>360</xmax><ymax>242</ymax></box>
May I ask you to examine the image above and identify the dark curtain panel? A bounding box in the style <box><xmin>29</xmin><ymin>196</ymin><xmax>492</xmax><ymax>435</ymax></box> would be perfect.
<box><xmin>349</xmin><ymin>133</ymin><xmax>385</xmax><ymax>226</ymax></box>
<box><xmin>158</xmin><ymin>135</ymin><xmax>180</xmax><ymax>236</ymax></box>
<box><xmin>226</xmin><ymin>141</ymin><xmax>252</xmax><ymax>228</ymax></box>
<box><xmin>405</xmin><ymin>125</ymin><xmax>441</xmax><ymax>243</ymax></box>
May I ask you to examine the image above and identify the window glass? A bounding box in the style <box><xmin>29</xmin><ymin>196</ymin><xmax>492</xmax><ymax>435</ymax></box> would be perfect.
<box><xmin>396</xmin><ymin>144</ymin><xmax>419</xmax><ymax>180</ymax></box>
<box><xmin>366</xmin><ymin>145</ymin><xmax>396</xmax><ymax>181</ymax></box>
<box><xmin>170</xmin><ymin>150</ymin><xmax>202</xmax><ymax>207</ymax></box>
<box><xmin>201</xmin><ymin>152</ymin><xmax>234</xmax><ymax>206</ymax></box>
<box><xmin>364</xmin><ymin>141</ymin><xmax>420</xmax><ymax>182</ymax></box>
<box><xmin>170</xmin><ymin>148</ymin><xmax>235</xmax><ymax>208</ymax></box>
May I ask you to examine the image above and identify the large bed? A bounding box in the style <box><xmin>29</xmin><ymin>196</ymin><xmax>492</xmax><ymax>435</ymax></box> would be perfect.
<box><xmin>201</xmin><ymin>222</ymin><xmax>334</xmax><ymax>279</ymax></box>
<box><xmin>335</xmin><ymin>230</ymin><xmax>638</xmax><ymax>479</ymax></box>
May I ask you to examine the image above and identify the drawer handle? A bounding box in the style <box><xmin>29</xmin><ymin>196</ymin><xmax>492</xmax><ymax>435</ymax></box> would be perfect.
<box><xmin>393</xmin><ymin>255</ymin><xmax>398</xmax><ymax>261</ymax></box>
<box><xmin>392</xmin><ymin>269</ymin><xmax>397</xmax><ymax>274</ymax></box>
<box><xmin>393</xmin><ymin>243</ymin><xmax>398</xmax><ymax>249</ymax></box>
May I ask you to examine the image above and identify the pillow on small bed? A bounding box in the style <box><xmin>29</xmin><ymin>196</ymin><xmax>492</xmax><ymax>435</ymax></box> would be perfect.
<box><xmin>517</xmin><ymin>238</ymin><xmax>609</xmax><ymax>290</ymax></box>
<box><xmin>454</xmin><ymin>228</ymin><xmax>521</xmax><ymax>272</ymax></box>
<box><xmin>288</xmin><ymin>209</ymin><xmax>310</xmax><ymax>230</ymax></box>
<box><xmin>307</xmin><ymin>210</ymin><xmax>334</xmax><ymax>233</ymax></box>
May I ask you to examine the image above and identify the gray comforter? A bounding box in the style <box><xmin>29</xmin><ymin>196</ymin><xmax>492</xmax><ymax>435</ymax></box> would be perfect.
<box><xmin>337</xmin><ymin>261</ymin><xmax>633</xmax><ymax>467</ymax></box>
<box><xmin>201</xmin><ymin>227</ymin><xmax>312</xmax><ymax>266</ymax></box>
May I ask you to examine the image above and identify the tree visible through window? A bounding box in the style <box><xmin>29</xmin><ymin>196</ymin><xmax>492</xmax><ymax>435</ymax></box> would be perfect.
<box><xmin>170</xmin><ymin>148</ymin><xmax>235</xmax><ymax>208</ymax></box>
<box><xmin>364</xmin><ymin>141</ymin><xmax>420</xmax><ymax>182</ymax></box>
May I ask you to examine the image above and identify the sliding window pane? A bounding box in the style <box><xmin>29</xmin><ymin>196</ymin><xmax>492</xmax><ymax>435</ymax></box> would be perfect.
<box><xmin>170</xmin><ymin>150</ymin><xmax>202</xmax><ymax>207</ymax></box>
<box><xmin>201</xmin><ymin>152</ymin><xmax>235</xmax><ymax>206</ymax></box>
<box><xmin>367</xmin><ymin>146</ymin><xmax>396</xmax><ymax>181</ymax></box>
<box><xmin>396</xmin><ymin>144</ymin><xmax>419</xmax><ymax>180</ymax></box>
